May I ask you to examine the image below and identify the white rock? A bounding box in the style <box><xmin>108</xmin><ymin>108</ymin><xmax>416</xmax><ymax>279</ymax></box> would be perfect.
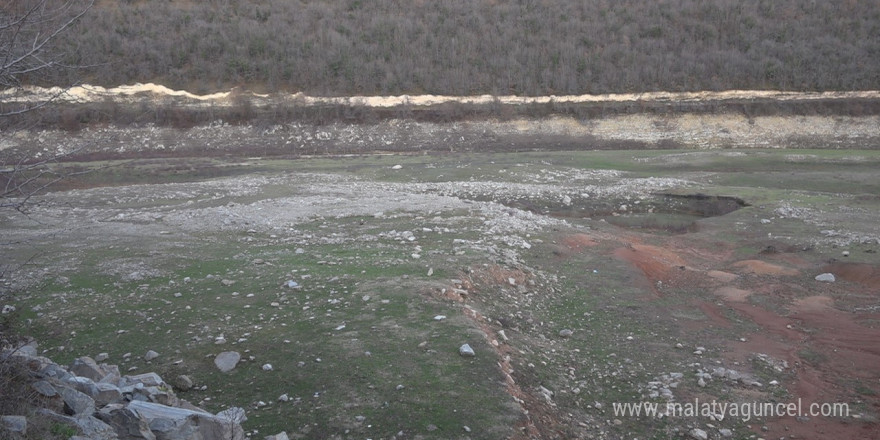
<box><xmin>433</xmin><ymin>315</ymin><xmax>447</xmax><ymax>321</ymax></box>
<box><xmin>391</xmin><ymin>164</ymin><xmax>402</xmax><ymax>170</ymax></box>
<box><xmin>262</xmin><ymin>364</ymin><xmax>273</xmax><ymax>371</ymax></box>
<box><xmin>815</xmin><ymin>273</ymin><xmax>836</xmax><ymax>282</ymax></box>
<box><xmin>690</xmin><ymin>428</ymin><xmax>708</xmax><ymax>440</ymax></box>
<box><xmin>459</xmin><ymin>344</ymin><xmax>475</xmax><ymax>357</ymax></box>
<box><xmin>144</xmin><ymin>350</ymin><xmax>159</xmax><ymax>361</ymax></box>
<box><xmin>278</xmin><ymin>394</ymin><xmax>289</xmax><ymax>402</ymax></box>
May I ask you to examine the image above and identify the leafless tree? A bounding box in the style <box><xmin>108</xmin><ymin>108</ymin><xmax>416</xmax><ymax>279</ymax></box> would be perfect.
<box><xmin>1</xmin><ymin>0</ymin><xmax>93</xmax><ymax>226</ymax></box>
<box><xmin>1</xmin><ymin>0</ymin><xmax>93</xmax><ymax>116</ymax></box>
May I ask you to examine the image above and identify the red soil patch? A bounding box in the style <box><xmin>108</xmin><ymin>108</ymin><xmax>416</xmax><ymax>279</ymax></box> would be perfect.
<box><xmin>619</xmin><ymin>241</ymin><xmax>879</xmax><ymax>438</ymax></box>
<box><xmin>731</xmin><ymin>259</ymin><xmax>800</xmax><ymax>276</ymax></box>
<box><xmin>720</xmin><ymin>293</ymin><xmax>880</xmax><ymax>439</ymax></box>
<box><xmin>821</xmin><ymin>262</ymin><xmax>880</xmax><ymax>289</ymax></box>
<box><xmin>560</xmin><ymin>233</ymin><xmax>599</xmax><ymax>250</ymax></box>
<box><xmin>713</xmin><ymin>286</ymin><xmax>752</xmax><ymax>302</ymax></box>
<box><xmin>463</xmin><ymin>302</ymin><xmax>564</xmax><ymax>439</ymax></box>
<box><xmin>613</xmin><ymin>243</ymin><xmax>690</xmax><ymax>295</ymax></box>
<box><xmin>706</xmin><ymin>270</ymin><xmax>739</xmax><ymax>283</ymax></box>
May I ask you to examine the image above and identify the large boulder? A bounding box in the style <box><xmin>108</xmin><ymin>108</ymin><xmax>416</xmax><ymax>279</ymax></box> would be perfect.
<box><xmin>95</xmin><ymin>383</ymin><xmax>124</xmax><ymax>407</ymax></box>
<box><xmin>37</xmin><ymin>409</ymin><xmax>118</xmax><ymax>440</ymax></box>
<box><xmin>60</xmin><ymin>387</ymin><xmax>96</xmax><ymax>416</ymax></box>
<box><xmin>70</xmin><ymin>356</ymin><xmax>106</xmax><ymax>381</ymax></box>
<box><xmin>65</xmin><ymin>376</ymin><xmax>100</xmax><ymax>397</ymax></box>
<box><xmin>97</xmin><ymin>404</ymin><xmax>157</xmax><ymax>440</ymax></box>
<box><xmin>127</xmin><ymin>401</ymin><xmax>245</xmax><ymax>440</ymax></box>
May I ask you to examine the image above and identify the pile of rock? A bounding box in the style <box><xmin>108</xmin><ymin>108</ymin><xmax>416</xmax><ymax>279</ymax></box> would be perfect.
<box><xmin>0</xmin><ymin>342</ymin><xmax>245</xmax><ymax>440</ymax></box>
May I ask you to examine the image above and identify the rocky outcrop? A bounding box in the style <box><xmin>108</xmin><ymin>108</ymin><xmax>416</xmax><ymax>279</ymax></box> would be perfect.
<box><xmin>0</xmin><ymin>342</ymin><xmax>245</xmax><ymax>440</ymax></box>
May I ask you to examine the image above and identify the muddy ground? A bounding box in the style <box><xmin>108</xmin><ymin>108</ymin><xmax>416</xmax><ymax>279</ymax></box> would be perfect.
<box><xmin>2</xmin><ymin>127</ymin><xmax>880</xmax><ymax>439</ymax></box>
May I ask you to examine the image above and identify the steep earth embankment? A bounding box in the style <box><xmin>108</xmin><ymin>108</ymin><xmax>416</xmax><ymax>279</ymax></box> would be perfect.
<box><xmin>2</xmin><ymin>85</ymin><xmax>880</xmax><ymax>160</ymax></box>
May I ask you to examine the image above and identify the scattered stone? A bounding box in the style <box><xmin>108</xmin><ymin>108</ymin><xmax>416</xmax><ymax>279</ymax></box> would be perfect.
<box><xmin>558</xmin><ymin>329</ymin><xmax>573</xmax><ymax>338</ymax></box>
<box><xmin>262</xmin><ymin>364</ymin><xmax>273</xmax><ymax>371</ymax></box>
<box><xmin>214</xmin><ymin>351</ymin><xmax>241</xmax><ymax>372</ymax></box>
<box><xmin>463</xmin><ymin>425</ymin><xmax>471</xmax><ymax>433</ymax></box>
<box><xmin>1</xmin><ymin>305</ymin><xmax>15</xmax><ymax>314</ymax></box>
<box><xmin>719</xmin><ymin>428</ymin><xmax>733</xmax><ymax>437</ymax></box>
<box><xmin>842</xmin><ymin>251</ymin><xmax>850</xmax><ymax>257</ymax></box>
<box><xmin>508</xmin><ymin>277</ymin><xmax>517</xmax><ymax>286</ymax></box>
<box><xmin>396</xmin><ymin>384</ymin><xmax>405</xmax><ymax>391</ymax></box>
<box><xmin>144</xmin><ymin>350</ymin><xmax>159</xmax><ymax>361</ymax></box>
<box><xmin>690</xmin><ymin>428</ymin><xmax>708</xmax><ymax>440</ymax></box>
<box><xmin>174</xmin><ymin>375</ymin><xmax>194</xmax><ymax>391</ymax></box>
<box><xmin>278</xmin><ymin>394</ymin><xmax>289</xmax><ymax>402</ymax></box>
<box><xmin>391</xmin><ymin>164</ymin><xmax>403</xmax><ymax>170</ymax></box>
<box><xmin>459</xmin><ymin>344</ymin><xmax>475</xmax><ymax>357</ymax></box>
<box><xmin>433</xmin><ymin>315</ymin><xmax>447</xmax><ymax>321</ymax></box>
<box><xmin>815</xmin><ymin>273</ymin><xmax>836</xmax><ymax>282</ymax></box>
<box><xmin>253</xmin><ymin>259</ymin><xmax>265</xmax><ymax>265</ymax></box>
<box><xmin>698</xmin><ymin>378</ymin><xmax>707</xmax><ymax>387</ymax></box>
<box><xmin>286</xmin><ymin>280</ymin><xmax>299</xmax><ymax>288</ymax></box>
<box><xmin>221</xmin><ymin>279</ymin><xmax>236</xmax><ymax>286</ymax></box>
<box><xmin>427</xmin><ymin>267</ymin><xmax>434</xmax><ymax>276</ymax></box>
<box><xmin>264</xmin><ymin>432</ymin><xmax>290</xmax><ymax>440</ymax></box>
<box><xmin>427</xmin><ymin>424</ymin><xmax>438</xmax><ymax>432</ymax></box>
<box><xmin>497</xmin><ymin>330</ymin><xmax>509</xmax><ymax>341</ymax></box>
<box><xmin>94</xmin><ymin>353</ymin><xmax>109</xmax><ymax>362</ymax></box>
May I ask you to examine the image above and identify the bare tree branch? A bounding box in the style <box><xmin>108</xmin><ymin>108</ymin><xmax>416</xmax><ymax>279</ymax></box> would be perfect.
<box><xmin>0</xmin><ymin>0</ymin><xmax>93</xmax><ymax>97</ymax></box>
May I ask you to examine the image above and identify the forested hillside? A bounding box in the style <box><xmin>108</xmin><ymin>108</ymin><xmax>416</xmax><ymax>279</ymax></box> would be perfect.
<box><xmin>55</xmin><ymin>0</ymin><xmax>879</xmax><ymax>95</ymax></box>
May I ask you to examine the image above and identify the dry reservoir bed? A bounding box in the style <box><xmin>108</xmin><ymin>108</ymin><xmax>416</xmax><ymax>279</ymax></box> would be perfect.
<box><xmin>2</xmin><ymin>149</ymin><xmax>880</xmax><ymax>440</ymax></box>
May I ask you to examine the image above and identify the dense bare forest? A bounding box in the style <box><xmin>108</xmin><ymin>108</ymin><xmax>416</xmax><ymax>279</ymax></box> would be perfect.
<box><xmin>51</xmin><ymin>0</ymin><xmax>880</xmax><ymax>95</ymax></box>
